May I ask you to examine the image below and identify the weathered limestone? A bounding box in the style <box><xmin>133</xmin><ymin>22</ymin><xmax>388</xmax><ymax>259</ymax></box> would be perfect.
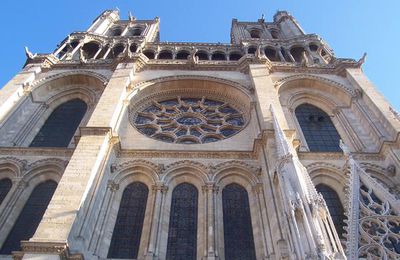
<box><xmin>0</xmin><ymin>9</ymin><xmax>399</xmax><ymax>260</ymax></box>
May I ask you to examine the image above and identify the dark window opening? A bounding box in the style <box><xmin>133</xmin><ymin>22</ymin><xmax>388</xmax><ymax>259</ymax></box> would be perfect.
<box><xmin>295</xmin><ymin>103</ymin><xmax>341</xmax><ymax>152</ymax></box>
<box><xmin>0</xmin><ymin>178</ymin><xmax>12</xmax><ymax>206</ymax></box>
<box><xmin>316</xmin><ymin>184</ymin><xmax>346</xmax><ymax>239</ymax></box>
<box><xmin>130</xmin><ymin>28</ymin><xmax>142</xmax><ymax>36</ymax></box>
<box><xmin>143</xmin><ymin>50</ymin><xmax>155</xmax><ymax>59</ymax></box>
<box><xmin>158</xmin><ymin>51</ymin><xmax>173</xmax><ymax>59</ymax></box>
<box><xmin>270</xmin><ymin>29</ymin><xmax>279</xmax><ymax>39</ymax></box>
<box><xmin>166</xmin><ymin>183</ymin><xmax>198</xmax><ymax>260</ymax></box>
<box><xmin>250</xmin><ymin>29</ymin><xmax>260</xmax><ymax>39</ymax></box>
<box><xmin>0</xmin><ymin>180</ymin><xmax>57</xmax><ymax>254</ymax></box>
<box><xmin>176</xmin><ymin>51</ymin><xmax>190</xmax><ymax>60</ymax></box>
<box><xmin>113</xmin><ymin>44</ymin><xmax>125</xmax><ymax>57</ymax></box>
<box><xmin>290</xmin><ymin>46</ymin><xmax>305</xmax><ymax>62</ymax></box>
<box><xmin>109</xmin><ymin>27</ymin><xmax>123</xmax><ymax>36</ymax></box>
<box><xmin>96</xmin><ymin>46</ymin><xmax>109</xmax><ymax>59</ymax></box>
<box><xmin>211</xmin><ymin>52</ymin><xmax>226</xmax><ymax>61</ymax></box>
<box><xmin>309</xmin><ymin>44</ymin><xmax>319</xmax><ymax>52</ymax></box>
<box><xmin>229</xmin><ymin>52</ymin><xmax>242</xmax><ymax>61</ymax></box>
<box><xmin>264</xmin><ymin>47</ymin><xmax>279</xmax><ymax>61</ymax></box>
<box><xmin>195</xmin><ymin>51</ymin><xmax>208</xmax><ymax>60</ymax></box>
<box><xmin>247</xmin><ymin>46</ymin><xmax>257</xmax><ymax>55</ymax></box>
<box><xmin>280</xmin><ymin>47</ymin><xmax>291</xmax><ymax>62</ymax></box>
<box><xmin>108</xmin><ymin>182</ymin><xmax>149</xmax><ymax>259</ymax></box>
<box><xmin>129</xmin><ymin>44</ymin><xmax>137</xmax><ymax>53</ymax></box>
<box><xmin>30</xmin><ymin>99</ymin><xmax>87</xmax><ymax>148</ymax></box>
<box><xmin>223</xmin><ymin>183</ymin><xmax>256</xmax><ymax>260</ymax></box>
<box><xmin>81</xmin><ymin>42</ymin><xmax>100</xmax><ymax>59</ymax></box>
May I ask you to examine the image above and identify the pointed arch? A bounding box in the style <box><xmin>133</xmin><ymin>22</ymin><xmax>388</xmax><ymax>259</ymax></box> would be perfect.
<box><xmin>30</xmin><ymin>99</ymin><xmax>87</xmax><ymax>147</ymax></box>
<box><xmin>0</xmin><ymin>178</ymin><xmax>12</xmax><ymax>206</ymax></box>
<box><xmin>315</xmin><ymin>184</ymin><xmax>346</xmax><ymax>238</ymax></box>
<box><xmin>0</xmin><ymin>180</ymin><xmax>57</xmax><ymax>254</ymax></box>
<box><xmin>295</xmin><ymin>103</ymin><xmax>341</xmax><ymax>152</ymax></box>
<box><xmin>166</xmin><ymin>183</ymin><xmax>198</xmax><ymax>260</ymax></box>
<box><xmin>222</xmin><ymin>183</ymin><xmax>256</xmax><ymax>260</ymax></box>
<box><xmin>108</xmin><ymin>182</ymin><xmax>149</xmax><ymax>259</ymax></box>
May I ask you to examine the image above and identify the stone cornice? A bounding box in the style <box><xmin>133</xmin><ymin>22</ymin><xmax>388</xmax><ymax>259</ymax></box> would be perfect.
<box><xmin>13</xmin><ymin>241</ymin><xmax>83</xmax><ymax>260</ymax></box>
<box><xmin>117</xmin><ymin>129</ymin><xmax>272</xmax><ymax>159</ymax></box>
<box><xmin>0</xmin><ymin>147</ymin><xmax>73</xmax><ymax>157</ymax></box>
<box><xmin>298</xmin><ymin>151</ymin><xmax>384</xmax><ymax>161</ymax></box>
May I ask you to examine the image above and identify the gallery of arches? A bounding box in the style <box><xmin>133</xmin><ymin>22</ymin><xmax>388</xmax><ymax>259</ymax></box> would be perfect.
<box><xmin>0</xmin><ymin>9</ymin><xmax>399</xmax><ymax>260</ymax></box>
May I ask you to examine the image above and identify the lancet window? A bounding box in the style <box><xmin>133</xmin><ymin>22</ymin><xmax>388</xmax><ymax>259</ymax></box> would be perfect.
<box><xmin>0</xmin><ymin>180</ymin><xmax>57</xmax><ymax>254</ymax></box>
<box><xmin>295</xmin><ymin>103</ymin><xmax>341</xmax><ymax>152</ymax></box>
<box><xmin>108</xmin><ymin>182</ymin><xmax>149</xmax><ymax>259</ymax></box>
<box><xmin>30</xmin><ymin>99</ymin><xmax>87</xmax><ymax>147</ymax></box>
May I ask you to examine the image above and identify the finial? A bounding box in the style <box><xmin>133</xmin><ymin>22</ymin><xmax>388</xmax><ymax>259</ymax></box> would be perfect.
<box><xmin>261</xmin><ymin>14</ymin><xmax>265</xmax><ymax>20</ymax></box>
<box><xmin>358</xmin><ymin>52</ymin><xmax>367</xmax><ymax>66</ymax></box>
<box><xmin>24</xmin><ymin>47</ymin><xmax>36</xmax><ymax>59</ymax></box>
<box><xmin>128</xmin><ymin>11</ymin><xmax>136</xmax><ymax>22</ymax></box>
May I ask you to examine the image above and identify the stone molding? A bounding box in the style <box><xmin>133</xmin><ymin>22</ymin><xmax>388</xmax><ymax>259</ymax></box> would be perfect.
<box><xmin>12</xmin><ymin>241</ymin><xmax>83</xmax><ymax>260</ymax></box>
<box><xmin>274</xmin><ymin>73</ymin><xmax>356</xmax><ymax>97</ymax></box>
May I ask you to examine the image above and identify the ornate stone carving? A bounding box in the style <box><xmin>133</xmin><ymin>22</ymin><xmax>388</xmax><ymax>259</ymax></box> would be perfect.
<box><xmin>107</xmin><ymin>180</ymin><xmax>119</xmax><ymax>191</ymax></box>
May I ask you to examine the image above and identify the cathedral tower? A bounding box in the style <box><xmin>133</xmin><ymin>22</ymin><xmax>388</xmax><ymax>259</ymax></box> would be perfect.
<box><xmin>0</xmin><ymin>10</ymin><xmax>399</xmax><ymax>260</ymax></box>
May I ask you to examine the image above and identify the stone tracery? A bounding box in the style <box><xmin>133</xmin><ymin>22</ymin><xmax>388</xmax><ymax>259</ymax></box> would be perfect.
<box><xmin>133</xmin><ymin>96</ymin><xmax>246</xmax><ymax>144</ymax></box>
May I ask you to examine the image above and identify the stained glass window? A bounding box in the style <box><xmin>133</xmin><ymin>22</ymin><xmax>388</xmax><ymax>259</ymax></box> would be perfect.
<box><xmin>166</xmin><ymin>183</ymin><xmax>198</xmax><ymax>260</ymax></box>
<box><xmin>295</xmin><ymin>104</ymin><xmax>341</xmax><ymax>152</ymax></box>
<box><xmin>108</xmin><ymin>182</ymin><xmax>149</xmax><ymax>259</ymax></box>
<box><xmin>222</xmin><ymin>183</ymin><xmax>256</xmax><ymax>260</ymax></box>
<box><xmin>316</xmin><ymin>184</ymin><xmax>346</xmax><ymax>238</ymax></box>
<box><xmin>133</xmin><ymin>97</ymin><xmax>246</xmax><ymax>144</ymax></box>
<box><xmin>0</xmin><ymin>180</ymin><xmax>57</xmax><ymax>254</ymax></box>
<box><xmin>30</xmin><ymin>99</ymin><xmax>87</xmax><ymax>147</ymax></box>
<box><xmin>0</xmin><ymin>178</ymin><xmax>12</xmax><ymax>206</ymax></box>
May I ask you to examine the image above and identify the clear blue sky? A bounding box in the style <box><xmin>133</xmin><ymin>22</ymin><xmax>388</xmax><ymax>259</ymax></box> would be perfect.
<box><xmin>1</xmin><ymin>1</ymin><xmax>399</xmax><ymax>110</ymax></box>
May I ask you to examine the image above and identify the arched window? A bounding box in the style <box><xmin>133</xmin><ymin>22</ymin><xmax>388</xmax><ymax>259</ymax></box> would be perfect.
<box><xmin>211</xmin><ymin>52</ymin><xmax>226</xmax><ymax>61</ymax></box>
<box><xmin>290</xmin><ymin>46</ymin><xmax>306</xmax><ymax>62</ymax></box>
<box><xmin>247</xmin><ymin>46</ymin><xmax>257</xmax><ymax>55</ymax></box>
<box><xmin>264</xmin><ymin>47</ymin><xmax>279</xmax><ymax>61</ymax></box>
<box><xmin>195</xmin><ymin>51</ymin><xmax>208</xmax><ymax>60</ymax></box>
<box><xmin>0</xmin><ymin>180</ymin><xmax>57</xmax><ymax>254</ymax></box>
<box><xmin>81</xmin><ymin>42</ymin><xmax>100</xmax><ymax>59</ymax></box>
<box><xmin>222</xmin><ymin>183</ymin><xmax>256</xmax><ymax>260</ymax></box>
<box><xmin>108</xmin><ymin>182</ymin><xmax>149</xmax><ymax>259</ymax></box>
<box><xmin>0</xmin><ymin>178</ymin><xmax>12</xmax><ymax>205</ymax></box>
<box><xmin>176</xmin><ymin>51</ymin><xmax>190</xmax><ymax>60</ymax></box>
<box><xmin>250</xmin><ymin>29</ymin><xmax>261</xmax><ymax>39</ymax></box>
<box><xmin>229</xmin><ymin>52</ymin><xmax>242</xmax><ymax>61</ymax></box>
<box><xmin>30</xmin><ymin>99</ymin><xmax>87</xmax><ymax>147</ymax></box>
<box><xmin>316</xmin><ymin>184</ymin><xmax>346</xmax><ymax>238</ymax></box>
<box><xmin>166</xmin><ymin>183</ymin><xmax>198</xmax><ymax>260</ymax></box>
<box><xmin>143</xmin><ymin>50</ymin><xmax>155</xmax><ymax>59</ymax></box>
<box><xmin>158</xmin><ymin>50</ymin><xmax>173</xmax><ymax>59</ymax></box>
<box><xmin>295</xmin><ymin>104</ymin><xmax>341</xmax><ymax>152</ymax></box>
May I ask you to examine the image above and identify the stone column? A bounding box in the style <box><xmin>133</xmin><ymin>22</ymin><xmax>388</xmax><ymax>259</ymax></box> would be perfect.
<box><xmin>0</xmin><ymin>64</ymin><xmax>41</xmax><ymax>123</ymax></box>
<box><xmin>21</xmin><ymin>63</ymin><xmax>135</xmax><ymax>260</ymax></box>
<box><xmin>146</xmin><ymin>183</ymin><xmax>168</xmax><ymax>260</ymax></box>
<box><xmin>249</xmin><ymin>64</ymin><xmax>289</xmax><ymax>130</ymax></box>
<box><xmin>202</xmin><ymin>182</ymin><xmax>218</xmax><ymax>260</ymax></box>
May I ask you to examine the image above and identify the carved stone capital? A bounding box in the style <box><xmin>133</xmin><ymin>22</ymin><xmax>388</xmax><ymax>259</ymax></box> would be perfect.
<box><xmin>15</xmin><ymin>179</ymin><xmax>28</xmax><ymax>190</ymax></box>
<box><xmin>13</xmin><ymin>241</ymin><xmax>83</xmax><ymax>260</ymax></box>
<box><xmin>107</xmin><ymin>180</ymin><xmax>119</xmax><ymax>192</ymax></box>
<box><xmin>332</xmin><ymin>107</ymin><xmax>341</xmax><ymax>116</ymax></box>
<box><xmin>202</xmin><ymin>183</ymin><xmax>219</xmax><ymax>194</ymax></box>
<box><xmin>252</xmin><ymin>183</ymin><xmax>263</xmax><ymax>194</ymax></box>
<box><xmin>152</xmin><ymin>183</ymin><xmax>168</xmax><ymax>193</ymax></box>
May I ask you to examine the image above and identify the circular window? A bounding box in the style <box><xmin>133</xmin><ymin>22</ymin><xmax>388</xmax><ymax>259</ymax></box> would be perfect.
<box><xmin>133</xmin><ymin>97</ymin><xmax>246</xmax><ymax>144</ymax></box>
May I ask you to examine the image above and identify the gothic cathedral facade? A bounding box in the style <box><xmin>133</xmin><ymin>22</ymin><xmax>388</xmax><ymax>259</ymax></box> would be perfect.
<box><xmin>0</xmin><ymin>10</ymin><xmax>399</xmax><ymax>260</ymax></box>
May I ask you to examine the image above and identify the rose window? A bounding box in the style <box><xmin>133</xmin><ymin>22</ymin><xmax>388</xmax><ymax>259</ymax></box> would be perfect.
<box><xmin>133</xmin><ymin>97</ymin><xmax>246</xmax><ymax>144</ymax></box>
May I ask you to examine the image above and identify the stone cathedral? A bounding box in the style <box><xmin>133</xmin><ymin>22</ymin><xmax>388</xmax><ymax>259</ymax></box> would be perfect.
<box><xmin>0</xmin><ymin>9</ymin><xmax>399</xmax><ymax>260</ymax></box>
